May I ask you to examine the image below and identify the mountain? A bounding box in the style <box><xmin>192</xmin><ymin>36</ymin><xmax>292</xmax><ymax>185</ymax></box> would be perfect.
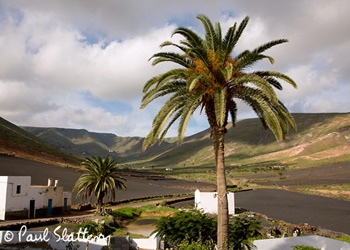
<box><xmin>2</xmin><ymin>113</ymin><xmax>350</xmax><ymax>170</ymax></box>
<box><xmin>0</xmin><ymin>117</ymin><xmax>80</xmax><ymax>167</ymax></box>
<box><xmin>21</xmin><ymin>127</ymin><xmax>176</xmax><ymax>162</ymax></box>
<box><xmin>145</xmin><ymin>112</ymin><xmax>350</xmax><ymax>169</ymax></box>
<box><xmin>24</xmin><ymin>113</ymin><xmax>350</xmax><ymax>170</ymax></box>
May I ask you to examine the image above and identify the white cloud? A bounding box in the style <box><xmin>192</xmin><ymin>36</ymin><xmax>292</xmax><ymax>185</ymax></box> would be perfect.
<box><xmin>0</xmin><ymin>1</ymin><xmax>349</xmax><ymax>137</ymax></box>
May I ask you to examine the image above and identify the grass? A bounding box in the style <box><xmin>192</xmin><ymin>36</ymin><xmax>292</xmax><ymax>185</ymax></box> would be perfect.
<box><xmin>290</xmin><ymin>184</ymin><xmax>350</xmax><ymax>201</ymax></box>
<box><xmin>336</xmin><ymin>235</ymin><xmax>350</xmax><ymax>243</ymax></box>
<box><xmin>0</xmin><ymin>118</ymin><xmax>81</xmax><ymax>167</ymax></box>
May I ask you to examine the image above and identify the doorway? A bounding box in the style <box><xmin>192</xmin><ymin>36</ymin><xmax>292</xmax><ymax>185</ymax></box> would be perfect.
<box><xmin>29</xmin><ymin>200</ymin><xmax>35</xmax><ymax>218</ymax></box>
<box><xmin>47</xmin><ymin>199</ymin><xmax>53</xmax><ymax>216</ymax></box>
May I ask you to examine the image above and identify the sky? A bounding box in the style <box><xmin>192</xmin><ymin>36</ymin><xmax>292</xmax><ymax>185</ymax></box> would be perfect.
<box><xmin>0</xmin><ymin>0</ymin><xmax>349</xmax><ymax>137</ymax></box>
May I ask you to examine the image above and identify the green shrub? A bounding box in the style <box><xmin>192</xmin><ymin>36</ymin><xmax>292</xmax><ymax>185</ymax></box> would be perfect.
<box><xmin>153</xmin><ymin>210</ymin><xmax>216</xmax><ymax>246</ymax></box>
<box><xmin>177</xmin><ymin>239</ymin><xmax>215</xmax><ymax>250</ymax></box>
<box><xmin>140</xmin><ymin>204</ymin><xmax>177</xmax><ymax>214</ymax></box>
<box><xmin>78</xmin><ymin>221</ymin><xmax>116</xmax><ymax>237</ymax></box>
<box><xmin>229</xmin><ymin>217</ymin><xmax>262</xmax><ymax>250</ymax></box>
<box><xmin>336</xmin><ymin>235</ymin><xmax>350</xmax><ymax>242</ymax></box>
<box><xmin>159</xmin><ymin>200</ymin><xmax>168</xmax><ymax>206</ymax></box>
<box><xmin>154</xmin><ymin>210</ymin><xmax>262</xmax><ymax>249</ymax></box>
<box><xmin>111</xmin><ymin>207</ymin><xmax>142</xmax><ymax>220</ymax></box>
<box><xmin>77</xmin><ymin>221</ymin><xmax>100</xmax><ymax>236</ymax></box>
<box><xmin>292</xmin><ymin>245</ymin><xmax>321</xmax><ymax>250</ymax></box>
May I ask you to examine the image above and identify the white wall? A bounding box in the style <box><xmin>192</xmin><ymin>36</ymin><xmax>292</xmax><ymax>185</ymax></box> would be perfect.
<box><xmin>131</xmin><ymin>234</ymin><xmax>160</xmax><ymax>250</ymax></box>
<box><xmin>195</xmin><ymin>189</ymin><xmax>235</xmax><ymax>215</ymax></box>
<box><xmin>28</xmin><ymin>186</ymin><xmax>64</xmax><ymax>209</ymax></box>
<box><xmin>45</xmin><ymin>186</ymin><xmax>64</xmax><ymax>208</ymax></box>
<box><xmin>28</xmin><ymin>187</ymin><xmax>46</xmax><ymax>208</ymax></box>
<box><xmin>3</xmin><ymin>176</ymin><xmax>31</xmax><ymax>212</ymax></box>
<box><xmin>0</xmin><ymin>176</ymin><xmax>71</xmax><ymax>219</ymax></box>
<box><xmin>0</xmin><ymin>176</ymin><xmax>9</xmax><ymax>220</ymax></box>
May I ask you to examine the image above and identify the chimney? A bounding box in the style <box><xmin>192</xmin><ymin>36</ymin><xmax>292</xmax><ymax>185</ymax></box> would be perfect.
<box><xmin>54</xmin><ymin>179</ymin><xmax>59</xmax><ymax>187</ymax></box>
<box><xmin>48</xmin><ymin>178</ymin><xmax>53</xmax><ymax>186</ymax></box>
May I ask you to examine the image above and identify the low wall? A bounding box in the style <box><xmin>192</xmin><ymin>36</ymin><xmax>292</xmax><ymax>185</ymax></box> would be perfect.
<box><xmin>5</xmin><ymin>210</ymin><xmax>28</xmax><ymax>220</ymax></box>
<box><xmin>195</xmin><ymin>189</ymin><xmax>235</xmax><ymax>215</ymax></box>
<box><xmin>5</xmin><ymin>206</ymin><xmax>69</xmax><ymax>221</ymax></box>
<box><xmin>253</xmin><ymin>235</ymin><xmax>350</xmax><ymax>250</ymax></box>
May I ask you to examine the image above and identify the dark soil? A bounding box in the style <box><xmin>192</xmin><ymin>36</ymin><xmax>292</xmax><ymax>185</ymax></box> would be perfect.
<box><xmin>248</xmin><ymin>162</ymin><xmax>350</xmax><ymax>187</ymax></box>
<box><xmin>0</xmin><ymin>155</ymin><xmax>215</xmax><ymax>205</ymax></box>
<box><xmin>1</xmin><ymin>155</ymin><xmax>349</xmax><ymax>236</ymax></box>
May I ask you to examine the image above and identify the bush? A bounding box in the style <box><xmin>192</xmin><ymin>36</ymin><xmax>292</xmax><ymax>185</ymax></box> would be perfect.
<box><xmin>77</xmin><ymin>221</ymin><xmax>100</xmax><ymax>236</ymax></box>
<box><xmin>177</xmin><ymin>239</ymin><xmax>215</xmax><ymax>250</ymax></box>
<box><xmin>77</xmin><ymin>220</ymin><xmax>118</xmax><ymax>237</ymax></box>
<box><xmin>110</xmin><ymin>207</ymin><xmax>142</xmax><ymax>220</ymax></box>
<box><xmin>229</xmin><ymin>217</ymin><xmax>262</xmax><ymax>249</ymax></box>
<box><xmin>153</xmin><ymin>210</ymin><xmax>216</xmax><ymax>246</ymax></box>
<box><xmin>154</xmin><ymin>210</ymin><xmax>262</xmax><ymax>249</ymax></box>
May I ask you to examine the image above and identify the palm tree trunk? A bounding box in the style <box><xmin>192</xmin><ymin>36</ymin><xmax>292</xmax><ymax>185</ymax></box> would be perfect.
<box><xmin>213</xmin><ymin>127</ymin><xmax>229</xmax><ymax>250</ymax></box>
<box><xmin>97</xmin><ymin>195</ymin><xmax>104</xmax><ymax>214</ymax></box>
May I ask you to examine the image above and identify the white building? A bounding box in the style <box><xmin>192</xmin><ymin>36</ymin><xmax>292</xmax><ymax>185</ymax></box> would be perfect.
<box><xmin>194</xmin><ymin>189</ymin><xmax>235</xmax><ymax>215</ymax></box>
<box><xmin>0</xmin><ymin>176</ymin><xmax>72</xmax><ymax>220</ymax></box>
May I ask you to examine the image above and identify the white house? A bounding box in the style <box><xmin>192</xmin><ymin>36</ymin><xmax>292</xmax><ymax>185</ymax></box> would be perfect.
<box><xmin>0</xmin><ymin>176</ymin><xmax>72</xmax><ymax>220</ymax></box>
<box><xmin>194</xmin><ymin>189</ymin><xmax>235</xmax><ymax>215</ymax></box>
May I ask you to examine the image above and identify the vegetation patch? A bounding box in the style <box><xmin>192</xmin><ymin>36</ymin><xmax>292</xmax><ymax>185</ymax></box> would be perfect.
<box><xmin>153</xmin><ymin>209</ymin><xmax>262</xmax><ymax>249</ymax></box>
<box><xmin>292</xmin><ymin>245</ymin><xmax>321</xmax><ymax>250</ymax></box>
<box><xmin>110</xmin><ymin>207</ymin><xmax>142</xmax><ymax>221</ymax></box>
<box><xmin>291</xmin><ymin>184</ymin><xmax>350</xmax><ymax>201</ymax></box>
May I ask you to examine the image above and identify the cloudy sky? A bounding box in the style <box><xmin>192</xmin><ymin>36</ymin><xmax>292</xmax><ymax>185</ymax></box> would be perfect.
<box><xmin>0</xmin><ymin>1</ymin><xmax>349</xmax><ymax>137</ymax></box>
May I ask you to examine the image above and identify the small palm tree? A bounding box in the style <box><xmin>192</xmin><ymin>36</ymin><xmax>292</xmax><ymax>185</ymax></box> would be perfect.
<box><xmin>73</xmin><ymin>155</ymin><xmax>126</xmax><ymax>213</ymax></box>
<box><xmin>141</xmin><ymin>14</ymin><xmax>297</xmax><ymax>250</ymax></box>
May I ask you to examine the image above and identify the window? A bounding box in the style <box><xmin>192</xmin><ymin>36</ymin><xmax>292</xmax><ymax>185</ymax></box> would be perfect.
<box><xmin>16</xmin><ymin>185</ymin><xmax>21</xmax><ymax>194</ymax></box>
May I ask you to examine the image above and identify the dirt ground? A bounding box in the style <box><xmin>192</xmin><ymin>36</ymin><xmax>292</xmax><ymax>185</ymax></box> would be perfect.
<box><xmin>1</xmin><ymin>155</ymin><xmax>349</xmax><ymax>236</ymax></box>
<box><xmin>234</xmin><ymin>161</ymin><xmax>350</xmax><ymax>187</ymax></box>
<box><xmin>0</xmin><ymin>155</ymin><xmax>215</xmax><ymax>205</ymax></box>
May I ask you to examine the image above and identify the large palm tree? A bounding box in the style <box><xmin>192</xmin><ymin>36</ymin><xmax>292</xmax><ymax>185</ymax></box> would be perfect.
<box><xmin>141</xmin><ymin>14</ymin><xmax>297</xmax><ymax>250</ymax></box>
<box><xmin>73</xmin><ymin>155</ymin><xmax>127</xmax><ymax>213</ymax></box>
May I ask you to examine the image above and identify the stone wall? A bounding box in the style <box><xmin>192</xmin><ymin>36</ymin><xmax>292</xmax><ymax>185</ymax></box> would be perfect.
<box><xmin>5</xmin><ymin>209</ymin><xmax>28</xmax><ymax>220</ymax></box>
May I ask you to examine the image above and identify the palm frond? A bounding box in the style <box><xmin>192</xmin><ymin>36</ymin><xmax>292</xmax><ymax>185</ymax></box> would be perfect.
<box><xmin>252</xmin><ymin>39</ymin><xmax>288</xmax><ymax>54</ymax></box>
<box><xmin>230</xmin><ymin>16</ymin><xmax>249</xmax><ymax>53</ymax></box>
<box><xmin>214</xmin><ymin>87</ymin><xmax>227</xmax><ymax>127</ymax></box>
<box><xmin>230</xmin><ymin>74</ymin><xmax>278</xmax><ymax>103</ymax></box>
<box><xmin>173</xmin><ymin>27</ymin><xmax>205</xmax><ymax>50</ymax></box>
<box><xmin>253</xmin><ymin>71</ymin><xmax>298</xmax><ymax>89</ymax></box>
<box><xmin>222</xmin><ymin>23</ymin><xmax>237</xmax><ymax>59</ymax></box>
<box><xmin>177</xmin><ymin>96</ymin><xmax>201</xmax><ymax>142</ymax></box>
<box><xmin>215</xmin><ymin>22</ymin><xmax>222</xmax><ymax>52</ymax></box>
<box><xmin>197</xmin><ymin>14</ymin><xmax>219</xmax><ymax>51</ymax></box>
<box><xmin>160</xmin><ymin>41</ymin><xmax>188</xmax><ymax>53</ymax></box>
<box><xmin>151</xmin><ymin>52</ymin><xmax>191</xmax><ymax>68</ymax></box>
<box><xmin>142</xmin><ymin>94</ymin><xmax>185</xmax><ymax>150</ymax></box>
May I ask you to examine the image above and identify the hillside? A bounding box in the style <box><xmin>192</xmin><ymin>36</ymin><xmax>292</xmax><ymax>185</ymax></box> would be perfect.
<box><xmin>0</xmin><ymin>117</ymin><xmax>81</xmax><ymax>167</ymax></box>
<box><xmin>23</xmin><ymin>113</ymin><xmax>350</xmax><ymax>169</ymax></box>
<box><xmin>22</xmin><ymin>127</ymin><xmax>176</xmax><ymax>161</ymax></box>
<box><xmin>2</xmin><ymin>113</ymin><xmax>350</xmax><ymax>172</ymax></box>
<box><xmin>124</xmin><ymin>113</ymin><xmax>350</xmax><ymax>169</ymax></box>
